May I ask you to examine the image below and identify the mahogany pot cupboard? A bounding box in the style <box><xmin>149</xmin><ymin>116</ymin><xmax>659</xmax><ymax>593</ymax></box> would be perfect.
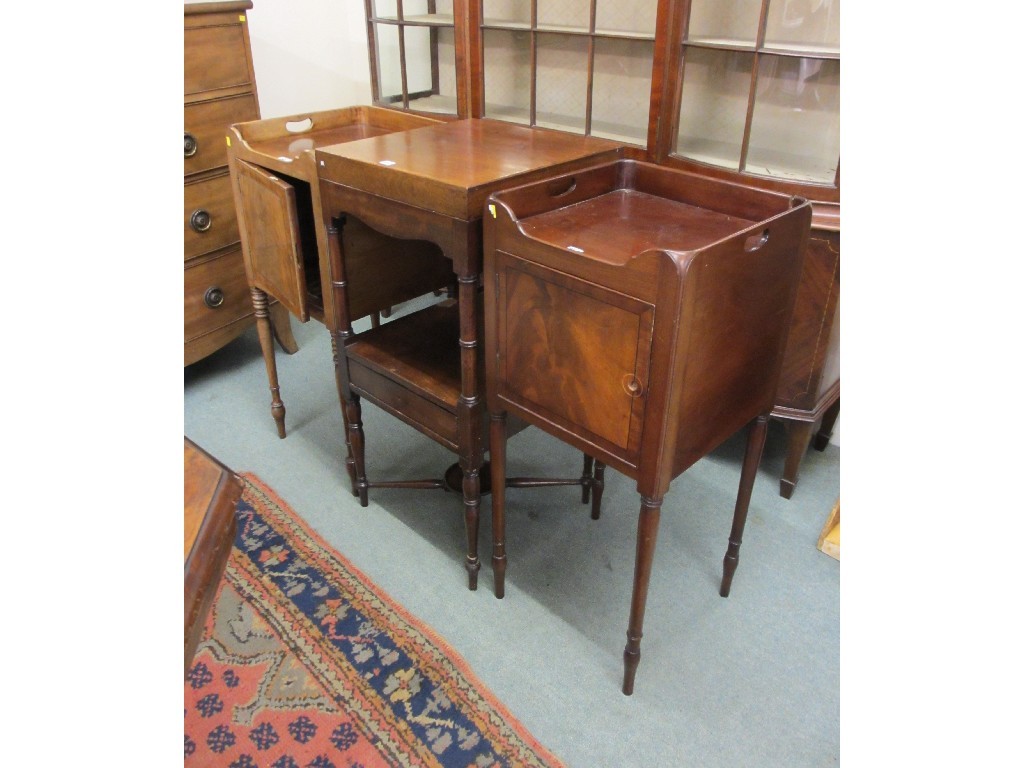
<box><xmin>314</xmin><ymin>118</ymin><xmax>623</xmax><ymax>589</ymax></box>
<box><xmin>483</xmin><ymin>158</ymin><xmax>812</xmax><ymax>693</ymax></box>
<box><xmin>226</xmin><ymin>106</ymin><xmax>444</xmax><ymax>438</ymax></box>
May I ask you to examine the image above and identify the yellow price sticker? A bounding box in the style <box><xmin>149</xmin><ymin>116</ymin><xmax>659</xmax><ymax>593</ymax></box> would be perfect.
<box><xmin>488</xmin><ymin>204</ymin><xmax>496</xmax><ymax>219</ymax></box>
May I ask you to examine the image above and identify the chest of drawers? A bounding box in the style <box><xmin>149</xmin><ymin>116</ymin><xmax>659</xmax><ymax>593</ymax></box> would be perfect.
<box><xmin>184</xmin><ymin>1</ymin><xmax>265</xmax><ymax>365</ymax></box>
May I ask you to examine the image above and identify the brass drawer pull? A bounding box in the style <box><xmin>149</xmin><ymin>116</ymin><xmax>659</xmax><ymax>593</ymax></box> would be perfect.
<box><xmin>204</xmin><ymin>287</ymin><xmax>225</xmax><ymax>309</ymax></box>
<box><xmin>190</xmin><ymin>209</ymin><xmax>211</xmax><ymax>233</ymax></box>
<box><xmin>184</xmin><ymin>131</ymin><xmax>197</xmax><ymax>158</ymax></box>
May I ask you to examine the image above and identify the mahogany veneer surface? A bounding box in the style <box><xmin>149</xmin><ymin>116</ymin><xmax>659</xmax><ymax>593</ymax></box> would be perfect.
<box><xmin>316</xmin><ymin>118</ymin><xmax>623</xmax><ymax>220</ymax></box>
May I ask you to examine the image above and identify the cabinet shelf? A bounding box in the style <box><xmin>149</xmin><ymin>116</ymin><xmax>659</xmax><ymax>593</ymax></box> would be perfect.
<box><xmin>686</xmin><ymin>37</ymin><xmax>839</xmax><ymax>59</ymax></box>
<box><xmin>762</xmin><ymin>42</ymin><xmax>840</xmax><ymax>58</ymax></box>
<box><xmin>345</xmin><ymin>300</ymin><xmax>463</xmax><ymax>451</ymax></box>
<box><xmin>481</xmin><ymin>22</ymin><xmax>655</xmax><ymax>41</ymax></box>
<box><xmin>481</xmin><ymin>20</ymin><xmax>531</xmax><ymax>30</ymax></box>
<box><xmin>347</xmin><ymin>301</ymin><xmax>463</xmax><ymax>416</ymax></box>
<box><xmin>403</xmin><ymin>93</ymin><xmax>460</xmax><ymax>113</ymax></box>
<box><xmin>375</xmin><ymin>13</ymin><xmax>454</xmax><ymax>26</ymax></box>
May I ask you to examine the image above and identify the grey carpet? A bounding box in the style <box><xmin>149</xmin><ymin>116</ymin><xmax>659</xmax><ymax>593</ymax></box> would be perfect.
<box><xmin>184</xmin><ymin>298</ymin><xmax>840</xmax><ymax>767</ymax></box>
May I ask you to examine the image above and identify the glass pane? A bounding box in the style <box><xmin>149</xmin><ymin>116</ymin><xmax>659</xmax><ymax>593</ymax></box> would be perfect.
<box><xmin>482</xmin><ymin>0</ymin><xmax>532</xmax><ymax>28</ymax></box>
<box><xmin>537</xmin><ymin>0</ymin><xmax>590</xmax><ymax>33</ymax></box>
<box><xmin>405</xmin><ymin>25</ymin><xmax>459</xmax><ymax>114</ymax></box>
<box><xmin>536</xmin><ymin>33</ymin><xmax>589</xmax><ymax>134</ymax></box>
<box><xmin>686</xmin><ymin>0</ymin><xmax>761</xmax><ymax>47</ymax></box>
<box><xmin>591</xmin><ymin>37</ymin><xmax>654</xmax><ymax>145</ymax></box>
<box><xmin>374</xmin><ymin>22</ymin><xmax>404</xmax><ymax>104</ymax></box>
<box><xmin>483</xmin><ymin>28</ymin><xmax>532</xmax><ymax>124</ymax></box>
<box><xmin>595</xmin><ymin>0</ymin><xmax>657</xmax><ymax>38</ymax></box>
<box><xmin>765</xmin><ymin>0</ymin><xmax>839</xmax><ymax>54</ymax></box>
<box><xmin>372</xmin><ymin>0</ymin><xmax>398</xmax><ymax>19</ymax></box>
<box><xmin>747</xmin><ymin>55</ymin><xmax>839</xmax><ymax>182</ymax></box>
<box><xmin>674</xmin><ymin>47</ymin><xmax>753</xmax><ymax>170</ymax></box>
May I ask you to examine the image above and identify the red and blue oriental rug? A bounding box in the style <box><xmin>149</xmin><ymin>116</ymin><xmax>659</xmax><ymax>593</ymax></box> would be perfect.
<box><xmin>185</xmin><ymin>475</ymin><xmax>563</xmax><ymax>768</ymax></box>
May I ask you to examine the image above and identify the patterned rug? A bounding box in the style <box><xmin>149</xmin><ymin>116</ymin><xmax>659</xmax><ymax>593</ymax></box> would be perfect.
<box><xmin>185</xmin><ymin>475</ymin><xmax>563</xmax><ymax>768</ymax></box>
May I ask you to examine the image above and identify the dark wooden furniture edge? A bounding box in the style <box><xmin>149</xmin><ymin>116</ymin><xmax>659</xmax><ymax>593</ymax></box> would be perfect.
<box><xmin>184</xmin><ymin>438</ymin><xmax>242</xmax><ymax>675</ymax></box>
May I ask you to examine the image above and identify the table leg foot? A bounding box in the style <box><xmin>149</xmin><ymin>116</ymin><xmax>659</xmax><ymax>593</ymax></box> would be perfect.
<box><xmin>491</xmin><ymin>414</ymin><xmax>508</xmax><ymax>599</ymax></box>
<box><xmin>721</xmin><ymin>415</ymin><xmax>768</xmax><ymax>597</ymax></box>
<box><xmin>621</xmin><ymin>495</ymin><xmax>662</xmax><ymax>696</ymax></box>
<box><xmin>622</xmin><ymin>643</ymin><xmax>641</xmax><ymax>696</ymax></box>
<box><xmin>463</xmin><ymin>464</ymin><xmax>481</xmax><ymax>592</ymax></box>
<box><xmin>465</xmin><ymin>557</ymin><xmax>480</xmax><ymax>591</ymax></box>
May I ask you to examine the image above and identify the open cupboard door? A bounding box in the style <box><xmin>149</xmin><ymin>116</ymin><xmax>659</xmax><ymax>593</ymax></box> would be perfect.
<box><xmin>233</xmin><ymin>158</ymin><xmax>309</xmax><ymax>321</ymax></box>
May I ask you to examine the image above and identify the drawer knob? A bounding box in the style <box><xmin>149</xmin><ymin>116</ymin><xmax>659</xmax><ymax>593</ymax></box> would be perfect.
<box><xmin>184</xmin><ymin>132</ymin><xmax>197</xmax><ymax>158</ymax></box>
<box><xmin>622</xmin><ymin>374</ymin><xmax>644</xmax><ymax>398</ymax></box>
<box><xmin>190</xmin><ymin>209</ymin><xmax>212</xmax><ymax>233</ymax></box>
<box><xmin>204</xmin><ymin>287</ymin><xmax>225</xmax><ymax>309</ymax></box>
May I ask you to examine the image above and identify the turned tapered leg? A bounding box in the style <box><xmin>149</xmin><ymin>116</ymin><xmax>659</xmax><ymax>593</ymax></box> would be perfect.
<box><xmin>622</xmin><ymin>495</ymin><xmax>663</xmax><ymax>696</ymax></box>
<box><xmin>780</xmin><ymin>419</ymin><xmax>814</xmax><ymax>499</ymax></box>
<box><xmin>329</xmin><ymin>334</ymin><xmax>359</xmax><ymax>497</ymax></box>
<box><xmin>251</xmin><ymin>288</ymin><xmax>287</xmax><ymax>439</ymax></box>
<box><xmin>721</xmin><ymin>414</ymin><xmax>769</xmax><ymax>598</ymax></box>
<box><xmin>591</xmin><ymin>461</ymin><xmax>606</xmax><ymax>520</ymax></box>
<box><xmin>490</xmin><ymin>413</ymin><xmax>508</xmax><ymax>598</ymax></box>
<box><xmin>342</xmin><ymin>393</ymin><xmax>369</xmax><ymax>507</ymax></box>
<box><xmin>456</xmin><ymin>270</ymin><xmax>484</xmax><ymax>591</ymax></box>
<box><xmin>462</xmin><ymin>462</ymin><xmax>482</xmax><ymax>591</ymax></box>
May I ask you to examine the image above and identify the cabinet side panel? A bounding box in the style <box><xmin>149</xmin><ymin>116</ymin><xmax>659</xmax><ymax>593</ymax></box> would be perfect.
<box><xmin>774</xmin><ymin>231</ymin><xmax>839</xmax><ymax>409</ymax></box>
<box><xmin>672</xmin><ymin>210</ymin><xmax>811</xmax><ymax>473</ymax></box>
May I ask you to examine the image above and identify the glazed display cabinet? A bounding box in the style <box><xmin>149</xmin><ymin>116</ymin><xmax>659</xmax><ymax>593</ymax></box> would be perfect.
<box><xmin>364</xmin><ymin>0</ymin><xmax>840</xmax><ymax>496</ymax></box>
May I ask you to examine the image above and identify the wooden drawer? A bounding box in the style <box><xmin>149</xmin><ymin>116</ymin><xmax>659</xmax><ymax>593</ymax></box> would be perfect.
<box><xmin>185</xmin><ymin>94</ymin><xmax>259</xmax><ymax>176</ymax></box>
<box><xmin>184</xmin><ymin>248</ymin><xmax>252</xmax><ymax>342</ymax></box>
<box><xmin>184</xmin><ymin>21</ymin><xmax>252</xmax><ymax>96</ymax></box>
<box><xmin>184</xmin><ymin>171</ymin><xmax>240</xmax><ymax>259</ymax></box>
<box><xmin>349</xmin><ymin>359</ymin><xmax>459</xmax><ymax>450</ymax></box>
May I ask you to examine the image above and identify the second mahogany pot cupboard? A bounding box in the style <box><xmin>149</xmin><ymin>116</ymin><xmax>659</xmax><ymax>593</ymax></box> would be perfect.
<box><xmin>363</xmin><ymin>0</ymin><xmax>840</xmax><ymax>497</ymax></box>
<box><xmin>483</xmin><ymin>158</ymin><xmax>813</xmax><ymax>693</ymax></box>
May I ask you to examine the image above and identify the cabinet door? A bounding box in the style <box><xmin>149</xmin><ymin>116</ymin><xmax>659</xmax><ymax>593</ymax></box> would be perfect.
<box><xmin>496</xmin><ymin>252</ymin><xmax>653</xmax><ymax>461</ymax></box>
<box><xmin>233</xmin><ymin>160</ymin><xmax>309</xmax><ymax>321</ymax></box>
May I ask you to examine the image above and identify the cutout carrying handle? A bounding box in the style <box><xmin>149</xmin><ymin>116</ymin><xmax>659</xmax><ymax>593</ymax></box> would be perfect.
<box><xmin>744</xmin><ymin>229</ymin><xmax>770</xmax><ymax>252</ymax></box>
<box><xmin>285</xmin><ymin>117</ymin><xmax>314</xmax><ymax>134</ymax></box>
